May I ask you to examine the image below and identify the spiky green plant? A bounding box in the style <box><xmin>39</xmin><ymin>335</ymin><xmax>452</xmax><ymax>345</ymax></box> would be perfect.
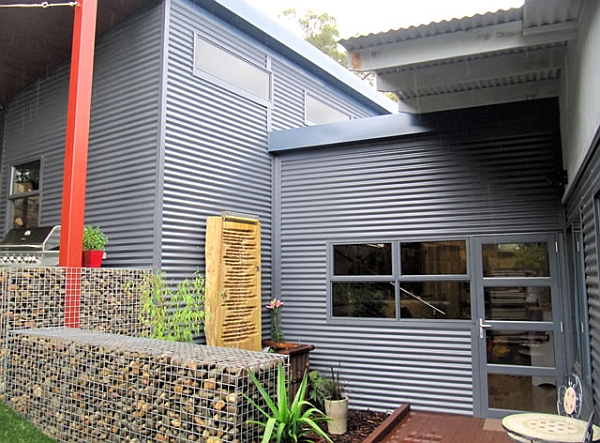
<box><xmin>244</xmin><ymin>362</ymin><xmax>332</xmax><ymax>443</ymax></box>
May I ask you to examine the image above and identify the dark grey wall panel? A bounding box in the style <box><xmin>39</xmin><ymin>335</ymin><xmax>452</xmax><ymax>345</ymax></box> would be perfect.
<box><xmin>276</xmin><ymin>124</ymin><xmax>563</xmax><ymax>413</ymax></box>
<box><xmin>162</xmin><ymin>0</ymin><xmax>383</xmax><ymax>289</ymax></box>
<box><xmin>565</xmin><ymin>132</ymin><xmax>600</xmax><ymax>415</ymax></box>
<box><xmin>1</xmin><ymin>5</ymin><xmax>164</xmax><ymax>268</ymax></box>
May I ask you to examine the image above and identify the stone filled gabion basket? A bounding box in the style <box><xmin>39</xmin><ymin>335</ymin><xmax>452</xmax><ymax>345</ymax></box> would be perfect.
<box><xmin>6</xmin><ymin>328</ymin><xmax>287</xmax><ymax>443</ymax></box>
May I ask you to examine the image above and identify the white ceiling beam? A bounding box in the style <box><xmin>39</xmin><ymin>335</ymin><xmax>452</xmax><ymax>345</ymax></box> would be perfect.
<box><xmin>396</xmin><ymin>78</ymin><xmax>560</xmax><ymax>114</ymax></box>
<box><xmin>349</xmin><ymin>21</ymin><xmax>578</xmax><ymax>72</ymax></box>
<box><xmin>376</xmin><ymin>46</ymin><xmax>566</xmax><ymax>92</ymax></box>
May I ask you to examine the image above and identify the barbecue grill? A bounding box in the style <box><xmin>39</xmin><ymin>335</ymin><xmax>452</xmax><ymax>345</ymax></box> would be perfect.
<box><xmin>0</xmin><ymin>225</ymin><xmax>61</xmax><ymax>266</ymax></box>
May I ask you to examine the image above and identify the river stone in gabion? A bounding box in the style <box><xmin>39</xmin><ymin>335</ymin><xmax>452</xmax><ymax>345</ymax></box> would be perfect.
<box><xmin>6</xmin><ymin>328</ymin><xmax>286</xmax><ymax>443</ymax></box>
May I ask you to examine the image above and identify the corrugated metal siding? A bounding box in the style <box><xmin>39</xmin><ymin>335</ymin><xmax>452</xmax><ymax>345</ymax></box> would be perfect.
<box><xmin>162</xmin><ymin>0</ymin><xmax>272</xmax><ymax>288</ymax></box>
<box><xmin>276</xmin><ymin>126</ymin><xmax>563</xmax><ymax>413</ymax></box>
<box><xmin>270</xmin><ymin>59</ymin><xmax>375</xmax><ymax>132</ymax></box>
<box><xmin>162</xmin><ymin>0</ymin><xmax>382</xmax><ymax>299</ymax></box>
<box><xmin>1</xmin><ymin>5</ymin><xmax>164</xmax><ymax>267</ymax></box>
<box><xmin>565</xmin><ymin>139</ymin><xmax>600</xmax><ymax>416</ymax></box>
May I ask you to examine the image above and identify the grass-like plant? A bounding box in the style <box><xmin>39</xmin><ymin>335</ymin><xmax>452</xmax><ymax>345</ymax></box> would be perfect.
<box><xmin>139</xmin><ymin>270</ymin><xmax>207</xmax><ymax>342</ymax></box>
<box><xmin>244</xmin><ymin>362</ymin><xmax>332</xmax><ymax>443</ymax></box>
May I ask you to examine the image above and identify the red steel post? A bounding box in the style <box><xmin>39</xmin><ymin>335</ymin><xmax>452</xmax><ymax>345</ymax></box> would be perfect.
<box><xmin>59</xmin><ymin>0</ymin><xmax>98</xmax><ymax>327</ymax></box>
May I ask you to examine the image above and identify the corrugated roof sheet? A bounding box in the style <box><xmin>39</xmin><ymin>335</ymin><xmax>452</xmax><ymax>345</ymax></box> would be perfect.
<box><xmin>339</xmin><ymin>8</ymin><xmax>524</xmax><ymax>51</ymax></box>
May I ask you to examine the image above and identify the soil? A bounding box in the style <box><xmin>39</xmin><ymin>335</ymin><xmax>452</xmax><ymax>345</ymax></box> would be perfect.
<box><xmin>322</xmin><ymin>409</ymin><xmax>390</xmax><ymax>443</ymax></box>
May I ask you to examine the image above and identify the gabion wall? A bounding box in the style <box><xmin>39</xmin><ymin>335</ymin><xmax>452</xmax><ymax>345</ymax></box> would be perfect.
<box><xmin>0</xmin><ymin>267</ymin><xmax>150</xmax><ymax>394</ymax></box>
<box><xmin>7</xmin><ymin>328</ymin><xmax>286</xmax><ymax>443</ymax></box>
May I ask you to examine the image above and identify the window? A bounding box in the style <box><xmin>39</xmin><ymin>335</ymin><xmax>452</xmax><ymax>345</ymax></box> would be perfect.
<box><xmin>305</xmin><ymin>94</ymin><xmax>350</xmax><ymax>125</ymax></box>
<box><xmin>193</xmin><ymin>35</ymin><xmax>272</xmax><ymax>106</ymax></box>
<box><xmin>330</xmin><ymin>240</ymin><xmax>470</xmax><ymax>320</ymax></box>
<box><xmin>9</xmin><ymin>160</ymin><xmax>41</xmax><ymax>228</ymax></box>
<box><xmin>331</xmin><ymin>243</ymin><xmax>395</xmax><ymax>318</ymax></box>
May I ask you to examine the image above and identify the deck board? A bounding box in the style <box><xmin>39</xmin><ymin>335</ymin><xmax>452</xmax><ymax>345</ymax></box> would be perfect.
<box><xmin>380</xmin><ymin>410</ymin><xmax>514</xmax><ymax>443</ymax></box>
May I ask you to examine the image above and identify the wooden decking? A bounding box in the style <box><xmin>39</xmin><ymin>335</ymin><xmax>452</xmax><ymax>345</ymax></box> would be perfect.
<box><xmin>365</xmin><ymin>405</ymin><xmax>514</xmax><ymax>443</ymax></box>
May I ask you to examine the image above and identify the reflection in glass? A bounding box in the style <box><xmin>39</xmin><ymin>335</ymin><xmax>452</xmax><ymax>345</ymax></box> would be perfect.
<box><xmin>401</xmin><ymin>241</ymin><xmax>467</xmax><ymax>275</ymax></box>
<box><xmin>11</xmin><ymin>196</ymin><xmax>39</xmax><ymax>228</ymax></box>
<box><xmin>332</xmin><ymin>282</ymin><xmax>395</xmax><ymax>318</ymax></box>
<box><xmin>333</xmin><ymin>244</ymin><xmax>392</xmax><ymax>276</ymax></box>
<box><xmin>488</xmin><ymin>374</ymin><xmax>556</xmax><ymax>413</ymax></box>
<box><xmin>12</xmin><ymin>160</ymin><xmax>40</xmax><ymax>194</ymax></box>
<box><xmin>485</xmin><ymin>287</ymin><xmax>552</xmax><ymax>321</ymax></box>
<box><xmin>400</xmin><ymin>281</ymin><xmax>470</xmax><ymax>320</ymax></box>
<box><xmin>486</xmin><ymin>330</ymin><xmax>555</xmax><ymax>367</ymax></box>
<box><xmin>483</xmin><ymin>243</ymin><xmax>549</xmax><ymax>277</ymax></box>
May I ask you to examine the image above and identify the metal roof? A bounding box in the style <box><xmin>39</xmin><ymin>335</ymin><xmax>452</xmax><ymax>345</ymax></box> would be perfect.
<box><xmin>0</xmin><ymin>0</ymin><xmax>395</xmax><ymax>114</ymax></box>
<box><xmin>338</xmin><ymin>0</ymin><xmax>584</xmax><ymax>113</ymax></box>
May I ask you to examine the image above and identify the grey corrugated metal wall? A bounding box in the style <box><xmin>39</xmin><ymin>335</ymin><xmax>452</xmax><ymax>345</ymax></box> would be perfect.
<box><xmin>565</xmin><ymin>134</ymin><xmax>600</xmax><ymax>416</ymax></box>
<box><xmin>275</xmin><ymin>124</ymin><xmax>564</xmax><ymax>413</ymax></box>
<box><xmin>1</xmin><ymin>4</ymin><xmax>165</xmax><ymax>267</ymax></box>
<box><xmin>160</xmin><ymin>0</ymin><xmax>383</xmax><ymax>298</ymax></box>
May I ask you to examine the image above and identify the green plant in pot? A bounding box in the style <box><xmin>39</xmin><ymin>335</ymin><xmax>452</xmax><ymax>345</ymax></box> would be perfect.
<box><xmin>244</xmin><ymin>361</ymin><xmax>332</xmax><ymax>443</ymax></box>
<box><xmin>322</xmin><ymin>364</ymin><xmax>349</xmax><ymax>435</ymax></box>
<box><xmin>82</xmin><ymin>225</ymin><xmax>108</xmax><ymax>268</ymax></box>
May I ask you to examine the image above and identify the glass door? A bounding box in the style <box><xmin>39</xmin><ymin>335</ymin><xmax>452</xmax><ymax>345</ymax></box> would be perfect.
<box><xmin>473</xmin><ymin>234</ymin><xmax>565</xmax><ymax>417</ymax></box>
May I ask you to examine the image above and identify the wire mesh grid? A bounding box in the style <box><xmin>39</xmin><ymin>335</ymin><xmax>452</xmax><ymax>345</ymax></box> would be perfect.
<box><xmin>78</xmin><ymin>267</ymin><xmax>151</xmax><ymax>336</ymax></box>
<box><xmin>0</xmin><ymin>266</ymin><xmax>150</xmax><ymax>397</ymax></box>
<box><xmin>6</xmin><ymin>328</ymin><xmax>287</xmax><ymax>443</ymax></box>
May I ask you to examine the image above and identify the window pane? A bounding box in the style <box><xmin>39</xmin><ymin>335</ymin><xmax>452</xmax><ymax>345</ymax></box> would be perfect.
<box><xmin>332</xmin><ymin>282</ymin><xmax>395</xmax><ymax>318</ymax></box>
<box><xmin>12</xmin><ymin>196</ymin><xmax>39</xmax><ymax>228</ymax></box>
<box><xmin>487</xmin><ymin>330</ymin><xmax>555</xmax><ymax>368</ymax></box>
<box><xmin>400</xmin><ymin>281</ymin><xmax>470</xmax><ymax>320</ymax></box>
<box><xmin>485</xmin><ymin>286</ymin><xmax>552</xmax><ymax>321</ymax></box>
<box><xmin>401</xmin><ymin>241</ymin><xmax>467</xmax><ymax>275</ymax></box>
<box><xmin>12</xmin><ymin>160</ymin><xmax>40</xmax><ymax>194</ymax></box>
<box><xmin>306</xmin><ymin>95</ymin><xmax>350</xmax><ymax>125</ymax></box>
<box><xmin>333</xmin><ymin>243</ymin><xmax>392</xmax><ymax>275</ymax></box>
<box><xmin>483</xmin><ymin>243</ymin><xmax>549</xmax><ymax>277</ymax></box>
<box><xmin>195</xmin><ymin>37</ymin><xmax>271</xmax><ymax>101</ymax></box>
<box><xmin>488</xmin><ymin>374</ymin><xmax>556</xmax><ymax>413</ymax></box>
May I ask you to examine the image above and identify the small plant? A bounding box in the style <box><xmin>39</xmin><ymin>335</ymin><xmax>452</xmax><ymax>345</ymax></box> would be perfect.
<box><xmin>82</xmin><ymin>225</ymin><xmax>108</xmax><ymax>251</ymax></box>
<box><xmin>322</xmin><ymin>364</ymin><xmax>348</xmax><ymax>401</ymax></box>
<box><xmin>139</xmin><ymin>271</ymin><xmax>207</xmax><ymax>342</ymax></box>
<box><xmin>308</xmin><ymin>370</ymin><xmax>329</xmax><ymax>411</ymax></box>
<box><xmin>266</xmin><ymin>298</ymin><xmax>285</xmax><ymax>342</ymax></box>
<box><xmin>244</xmin><ymin>362</ymin><xmax>332</xmax><ymax>443</ymax></box>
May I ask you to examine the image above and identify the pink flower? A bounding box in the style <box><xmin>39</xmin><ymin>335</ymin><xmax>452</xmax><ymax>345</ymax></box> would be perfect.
<box><xmin>266</xmin><ymin>298</ymin><xmax>283</xmax><ymax>310</ymax></box>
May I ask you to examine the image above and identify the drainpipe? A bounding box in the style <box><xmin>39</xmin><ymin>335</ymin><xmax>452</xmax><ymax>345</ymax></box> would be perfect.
<box><xmin>59</xmin><ymin>0</ymin><xmax>98</xmax><ymax>328</ymax></box>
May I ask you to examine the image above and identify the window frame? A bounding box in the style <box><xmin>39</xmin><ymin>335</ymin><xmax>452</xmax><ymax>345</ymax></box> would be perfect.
<box><xmin>193</xmin><ymin>34</ymin><xmax>273</xmax><ymax>107</ymax></box>
<box><xmin>328</xmin><ymin>238</ymin><xmax>471</xmax><ymax>322</ymax></box>
<box><xmin>305</xmin><ymin>93</ymin><xmax>351</xmax><ymax>126</ymax></box>
<box><xmin>8</xmin><ymin>158</ymin><xmax>42</xmax><ymax>229</ymax></box>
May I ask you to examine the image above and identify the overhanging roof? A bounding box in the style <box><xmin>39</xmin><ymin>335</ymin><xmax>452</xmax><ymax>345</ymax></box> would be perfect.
<box><xmin>339</xmin><ymin>0</ymin><xmax>584</xmax><ymax>113</ymax></box>
<box><xmin>0</xmin><ymin>0</ymin><xmax>396</xmax><ymax>114</ymax></box>
<box><xmin>0</xmin><ymin>0</ymin><xmax>156</xmax><ymax>106</ymax></box>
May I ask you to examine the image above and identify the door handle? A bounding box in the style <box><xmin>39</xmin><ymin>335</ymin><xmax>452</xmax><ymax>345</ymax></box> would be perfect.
<box><xmin>479</xmin><ymin>318</ymin><xmax>492</xmax><ymax>339</ymax></box>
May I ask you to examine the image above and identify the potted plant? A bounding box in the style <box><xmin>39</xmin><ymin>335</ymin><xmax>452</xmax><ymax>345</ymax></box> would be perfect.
<box><xmin>82</xmin><ymin>225</ymin><xmax>108</xmax><ymax>267</ymax></box>
<box><xmin>322</xmin><ymin>364</ymin><xmax>349</xmax><ymax>435</ymax></box>
<box><xmin>244</xmin><ymin>361</ymin><xmax>332</xmax><ymax>443</ymax></box>
<box><xmin>262</xmin><ymin>298</ymin><xmax>316</xmax><ymax>400</ymax></box>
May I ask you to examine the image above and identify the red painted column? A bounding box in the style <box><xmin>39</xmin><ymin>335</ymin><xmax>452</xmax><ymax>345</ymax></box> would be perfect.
<box><xmin>60</xmin><ymin>0</ymin><xmax>98</xmax><ymax>327</ymax></box>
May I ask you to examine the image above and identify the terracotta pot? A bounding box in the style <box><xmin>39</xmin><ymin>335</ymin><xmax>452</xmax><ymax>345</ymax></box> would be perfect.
<box><xmin>82</xmin><ymin>250</ymin><xmax>104</xmax><ymax>268</ymax></box>
<box><xmin>325</xmin><ymin>397</ymin><xmax>349</xmax><ymax>434</ymax></box>
<box><xmin>262</xmin><ymin>340</ymin><xmax>315</xmax><ymax>400</ymax></box>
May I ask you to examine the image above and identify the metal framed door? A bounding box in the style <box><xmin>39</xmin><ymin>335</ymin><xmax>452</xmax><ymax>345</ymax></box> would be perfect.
<box><xmin>472</xmin><ymin>234</ymin><xmax>565</xmax><ymax>418</ymax></box>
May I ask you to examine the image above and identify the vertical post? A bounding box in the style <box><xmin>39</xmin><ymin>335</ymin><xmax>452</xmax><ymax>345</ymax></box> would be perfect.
<box><xmin>60</xmin><ymin>0</ymin><xmax>98</xmax><ymax>327</ymax></box>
